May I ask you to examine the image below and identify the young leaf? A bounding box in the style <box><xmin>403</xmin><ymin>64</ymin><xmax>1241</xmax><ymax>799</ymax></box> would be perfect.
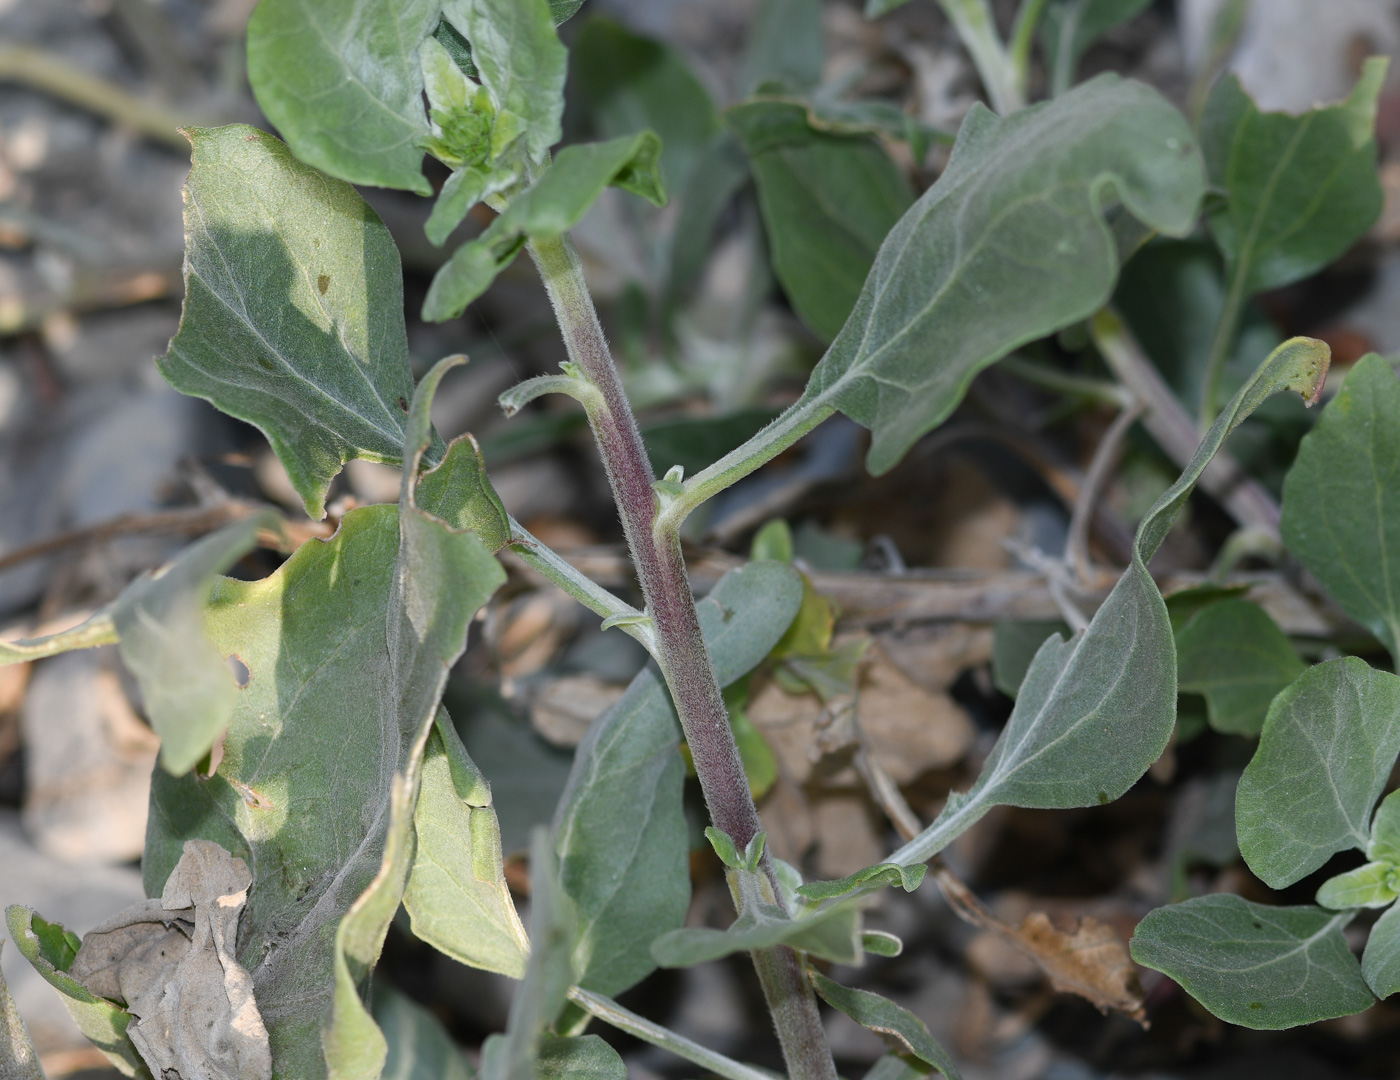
<box><xmin>650</xmin><ymin>893</ymin><xmax>863</xmax><ymax>967</ymax></box>
<box><xmin>441</xmin><ymin>0</ymin><xmax>567</xmax><ymax>165</ymax></box>
<box><xmin>246</xmin><ymin>0</ymin><xmax>436</xmax><ymax>193</ymax></box>
<box><xmin>1369</xmin><ymin>790</ymin><xmax>1400</xmax><ymax>864</ymax></box>
<box><xmin>1362</xmin><ymin>902</ymin><xmax>1400</xmax><ymax>1000</ymax></box>
<box><xmin>0</xmin><ymin>611</ymin><xmax>119</xmax><ymax>663</ymax></box>
<box><xmin>797</xmin><ymin>863</ymin><xmax>927</xmax><ymax>903</ymax></box>
<box><xmin>808</xmin><ymin>972</ymin><xmax>961</xmax><ymax>1079</ymax></box>
<box><xmin>1201</xmin><ymin>58</ymin><xmax>1386</xmax><ymax>299</ymax></box>
<box><xmin>416</xmin><ymin>432</ymin><xmax>511</xmax><ymax>549</ymax></box>
<box><xmin>1041</xmin><ymin>0</ymin><xmax>1153</xmax><ymax>96</ymax></box>
<box><xmin>371</xmin><ymin>983</ymin><xmax>476</xmax><ymax>1080</ymax></box>
<box><xmin>0</xmin><ymin>940</ymin><xmax>45</xmax><ymax>1080</ymax></box>
<box><xmin>887</xmin><ymin>337</ymin><xmax>1329</xmax><ymax>868</ymax></box>
<box><xmin>403</xmin><ymin>714</ymin><xmax>530</xmax><ymax>979</ymax></box>
<box><xmin>1130</xmin><ymin>895</ymin><xmax>1373</xmax><ymax>1029</ymax></box>
<box><xmin>4</xmin><ymin>907</ymin><xmax>148</xmax><ymax>1078</ymax></box>
<box><xmin>1281</xmin><ymin>354</ymin><xmax>1400</xmax><ymax>662</ymax></box>
<box><xmin>1315</xmin><ymin>862</ymin><xmax>1398</xmax><ymax>911</ymax></box>
<box><xmin>798</xmin><ymin>74</ymin><xmax>1204</xmax><ymax>475</ymax></box>
<box><xmin>727</xmin><ymin>100</ymin><xmax>913</xmax><ymax>343</ymax></box>
<box><xmin>111</xmin><ymin>513</ymin><xmax>276</xmax><ymax>775</ymax></box>
<box><xmin>550</xmin><ymin>560</ymin><xmax>803</xmax><ymax>996</ymax></box>
<box><xmin>1236</xmin><ymin>657</ymin><xmax>1400</xmax><ymax>889</ymax></box>
<box><xmin>424</xmin><ymin>133</ymin><xmax>667</xmax><ymax>320</ymax></box>
<box><xmin>1175</xmin><ymin>598</ymin><xmax>1303</xmax><ymax>736</ymax></box>
<box><xmin>160</xmin><ymin>126</ymin><xmax>425</xmax><ymax>520</ymax></box>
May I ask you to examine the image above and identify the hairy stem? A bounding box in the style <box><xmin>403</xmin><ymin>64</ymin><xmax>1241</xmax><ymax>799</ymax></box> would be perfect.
<box><xmin>937</xmin><ymin>0</ymin><xmax>1023</xmax><ymax>114</ymax></box>
<box><xmin>527</xmin><ymin>233</ymin><xmax>837</xmax><ymax>1080</ymax></box>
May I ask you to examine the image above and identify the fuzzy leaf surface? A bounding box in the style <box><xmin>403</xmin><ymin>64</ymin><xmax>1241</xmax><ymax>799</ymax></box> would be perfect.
<box><xmin>552</xmin><ymin>561</ymin><xmax>803</xmax><ymax>995</ymax></box>
<box><xmin>1236</xmin><ymin>657</ymin><xmax>1400</xmax><ymax>889</ymax></box>
<box><xmin>145</xmin><ymin>449</ymin><xmax>505</xmax><ymax>1080</ymax></box>
<box><xmin>799</xmin><ymin>74</ymin><xmax>1204</xmax><ymax>474</ymax></box>
<box><xmin>809</xmin><ymin>972</ymin><xmax>961</xmax><ymax>1079</ymax></box>
<box><xmin>1281</xmin><ymin>354</ymin><xmax>1400</xmax><ymax>661</ymax></box>
<box><xmin>1175</xmin><ymin>598</ymin><xmax>1303</xmax><ymax>736</ymax></box>
<box><xmin>888</xmin><ymin>337</ymin><xmax>1329</xmax><ymax>868</ymax></box>
<box><xmin>424</xmin><ymin>133</ymin><xmax>666</xmax><ymax>320</ymax></box>
<box><xmin>728</xmin><ymin>99</ymin><xmax>913</xmax><ymax>343</ymax></box>
<box><xmin>160</xmin><ymin>126</ymin><xmax>425</xmax><ymax>519</ymax></box>
<box><xmin>247</xmin><ymin>0</ymin><xmax>436</xmax><ymax>193</ymax></box>
<box><xmin>1201</xmin><ymin>59</ymin><xmax>1386</xmax><ymax>297</ymax></box>
<box><xmin>1130</xmin><ymin>895</ymin><xmax>1372</xmax><ymax>1028</ymax></box>
<box><xmin>0</xmin><ymin>940</ymin><xmax>46</xmax><ymax>1080</ymax></box>
<box><xmin>1363</xmin><ymin>903</ymin><xmax>1400</xmax><ymax>1000</ymax></box>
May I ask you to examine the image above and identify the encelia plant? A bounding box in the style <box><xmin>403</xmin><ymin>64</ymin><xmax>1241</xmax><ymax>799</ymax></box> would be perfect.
<box><xmin>0</xmin><ymin>1</ymin><xmax>1394</xmax><ymax>1078</ymax></box>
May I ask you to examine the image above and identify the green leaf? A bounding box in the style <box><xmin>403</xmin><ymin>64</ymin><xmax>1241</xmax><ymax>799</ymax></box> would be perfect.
<box><xmin>573</xmin><ymin>18</ymin><xmax>721</xmax><ymax>199</ymax></box>
<box><xmin>742</xmin><ymin>0</ymin><xmax>824</xmax><ymax>92</ymax></box>
<box><xmin>416</xmin><ymin>431</ymin><xmax>511</xmax><ymax>549</ymax></box>
<box><xmin>798</xmin><ymin>75</ymin><xmax>1204</xmax><ymax>475</ymax></box>
<box><xmin>442</xmin><ymin>0</ymin><xmax>566</xmax><ymax>165</ymax></box>
<box><xmin>1281</xmin><ymin>354</ymin><xmax>1400</xmax><ymax>662</ymax></box>
<box><xmin>4</xmin><ymin>907</ymin><xmax>149</xmax><ymax>1078</ymax></box>
<box><xmin>1163</xmin><ymin>581</ymin><xmax>1248</xmax><ymax>632</ymax></box>
<box><xmin>809</xmin><ymin>971</ymin><xmax>961</xmax><ymax>1079</ymax></box>
<box><xmin>424</xmin><ymin>133</ymin><xmax>667</xmax><ymax>321</ymax></box>
<box><xmin>1041</xmin><ymin>0</ymin><xmax>1153</xmax><ymax>95</ymax></box>
<box><xmin>863</xmin><ymin>1055</ymin><xmax>935</xmax><ymax>1080</ymax></box>
<box><xmin>403</xmin><ymin>714</ymin><xmax>530</xmax><ymax>978</ymax></box>
<box><xmin>551</xmin><ymin>560</ymin><xmax>803</xmax><ymax>996</ymax></box>
<box><xmin>651</xmin><ymin>893</ymin><xmax>863</xmax><ymax>967</ymax></box>
<box><xmin>484</xmin><ymin>830</ymin><xmax>577</xmax><ymax>1080</ymax></box>
<box><xmin>888</xmin><ymin>337</ymin><xmax>1330</xmax><ymax>868</ymax></box>
<box><xmin>1316</xmin><ymin>862</ymin><xmax>1398</xmax><ymax>911</ymax></box>
<box><xmin>0</xmin><ymin>940</ymin><xmax>45</xmax><ymax>1080</ymax></box>
<box><xmin>111</xmin><ymin>513</ymin><xmax>275</xmax><ymax>775</ymax></box>
<box><xmin>797</xmin><ymin>862</ymin><xmax>927</xmax><ymax>903</ymax></box>
<box><xmin>1369</xmin><ymin>790</ymin><xmax>1400</xmax><ymax>864</ymax></box>
<box><xmin>159</xmin><ymin>126</ymin><xmax>424</xmax><ymax>520</ymax></box>
<box><xmin>536</xmin><ymin>1035</ymin><xmax>626</xmax><ymax>1080</ymax></box>
<box><xmin>1236</xmin><ymin>657</ymin><xmax>1400</xmax><ymax>889</ymax></box>
<box><xmin>246</xmin><ymin>0</ymin><xmax>436</xmax><ymax>193</ymax></box>
<box><xmin>727</xmin><ymin>99</ymin><xmax>912</xmax><ymax>343</ymax></box>
<box><xmin>1130</xmin><ymin>895</ymin><xmax>1373</xmax><ymax>1029</ymax></box>
<box><xmin>1201</xmin><ymin>58</ymin><xmax>1386</xmax><ymax>298</ymax></box>
<box><xmin>1362</xmin><ymin>902</ymin><xmax>1400</xmax><ymax>999</ymax></box>
<box><xmin>1175</xmin><ymin>599</ymin><xmax>1303</xmax><ymax>736</ymax></box>
<box><xmin>371</xmin><ymin>983</ymin><xmax>476</xmax><ymax>1080</ymax></box>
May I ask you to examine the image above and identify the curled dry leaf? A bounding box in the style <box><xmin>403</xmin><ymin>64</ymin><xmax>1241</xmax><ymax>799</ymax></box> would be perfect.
<box><xmin>69</xmin><ymin>839</ymin><xmax>271</xmax><ymax>1080</ymax></box>
<box><xmin>935</xmin><ymin>869</ymin><xmax>1146</xmax><ymax>1026</ymax></box>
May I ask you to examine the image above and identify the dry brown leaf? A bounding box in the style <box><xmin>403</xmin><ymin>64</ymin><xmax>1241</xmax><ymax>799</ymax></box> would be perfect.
<box><xmin>71</xmin><ymin>839</ymin><xmax>272</xmax><ymax>1080</ymax></box>
<box><xmin>935</xmin><ymin>869</ymin><xmax>1146</xmax><ymax>1026</ymax></box>
<box><xmin>529</xmin><ymin>673</ymin><xmax>626</xmax><ymax>747</ymax></box>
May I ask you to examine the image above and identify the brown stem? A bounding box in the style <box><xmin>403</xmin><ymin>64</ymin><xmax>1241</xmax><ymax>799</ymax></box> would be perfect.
<box><xmin>526</xmin><ymin>233</ymin><xmax>837</xmax><ymax>1080</ymax></box>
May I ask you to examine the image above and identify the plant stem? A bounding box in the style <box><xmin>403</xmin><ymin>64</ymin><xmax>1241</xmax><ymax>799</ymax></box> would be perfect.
<box><xmin>937</xmin><ymin>0</ymin><xmax>1023</xmax><ymax>114</ymax></box>
<box><xmin>1007</xmin><ymin>0</ymin><xmax>1049</xmax><ymax>99</ymax></box>
<box><xmin>567</xmin><ymin>987</ymin><xmax>777</xmax><ymax>1080</ymax></box>
<box><xmin>526</xmin><ymin>233</ymin><xmax>838</xmax><ymax>1080</ymax></box>
<box><xmin>1198</xmin><ymin>268</ymin><xmax>1248</xmax><ymax>427</ymax></box>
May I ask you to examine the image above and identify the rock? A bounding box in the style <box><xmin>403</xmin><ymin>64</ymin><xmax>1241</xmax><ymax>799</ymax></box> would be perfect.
<box><xmin>21</xmin><ymin>648</ymin><xmax>158</xmax><ymax>864</ymax></box>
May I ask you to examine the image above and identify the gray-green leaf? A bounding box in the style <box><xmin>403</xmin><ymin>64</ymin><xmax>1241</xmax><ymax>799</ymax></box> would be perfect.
<box><xmin>1363</xmin><ymin>902</ymin><xmax>1400</xmax><ymax>1000</ymax></box>
<box><xmin>1130</xmin><ymin>895</ymin><xmax>1373</xmax><ymax>1029</ymax></box>
<box><xmin>1236</xmin><ymin>657</ymin><xmax>1400</xmax><ymax>889</ymax></box>
<box><xmin>727</xmin><ymin>99</ymin><xmax>913</xmax><ymax>343</ymax></box>
<box><xmin>1368</xmin><ymin>790</ymin><xmax>1400</xmax><ymax>864</ymax></box>
<box><xmin>1281</xmin><ymin>353</ymin><xmax>1400</xmax><ymax>662</ymax></box>
<box><xmin>888</xmin><ymin>337</ymin><xmax>1329</xmax><ymax>868</ymax></box>
<box><xmin>799</xmin><ymin>74</ymin><xmax>1204</xmax><ymax>475</ymax></box>
<box><xmin>809</xmin><ymin>972</ymin><xmax>961</xmax><ymax>1079</ymax></box>
<box><xmin>1201</xmin><ymin>58</ymin><xmax>1386</xmax><ymax>298</ymax></box>
<box><xmin>742</xmin><ymin>0</ymin><xmax>824</xmax><ymax>93</ymax></box>
<box><xmin>159</xmin><ymin>126</ymin><xmax>424</xmax><ymax>520</ymax></box>
<box><xmin>246</xmin><ymin>0</ymin><xmax>436</xmax><ymax>194</ymax></box>
<box><xmin>0</xmin><ymin>940</ymin><xmax>45</xmax><ymax>1080</ymax></box>
<box><xmin>424</xmin><ymin>133</ymin><xmax>666</xmax><ymax>321</ymax></box>
<box><xmin>442</xmin><ymin>0</ymin><xmax>566</xmax><ymax>165</ymax></box>
<box><xmin>551</xmin><ymin>560</ymin><xmax>802</xmax><ymax>995</ymax></box>
<box><xmin>4</xmin><ymin>907</ymin><xmax>148</xmax><ymax>1078</ymax></box>
<box><xmin>1041</xmin><ymin>0</ymin><xmax>1153</xmax><ymax>96</ymax></box>
<box><xmin>1175</xmin><ymin>598</ymin><xmax>1303</xmax><ymax>736</ymax></box>
<box><xmin>372</xmin><ymin>983</ymin><xmax>476</xmax><ymax>1080</ymax></box>
<box><xmin>417</xmin><ymin>431</ymin><xmax>511</xmax><ymax>549</ymax></box>
<box><xmin>537</xmin><ymin>1035</ymin><xmax>626</xmax><ymax>1080</ymax></box>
